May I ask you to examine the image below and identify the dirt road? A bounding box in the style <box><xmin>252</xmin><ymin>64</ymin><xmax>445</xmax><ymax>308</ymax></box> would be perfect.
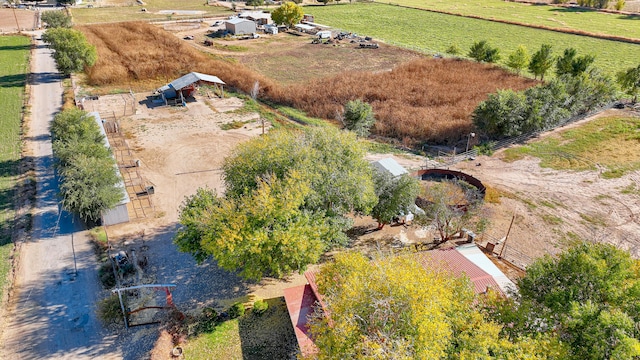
<box><xmin>1</xmin><ymin>33</ymin><xmax>121</xmax><ymax>359</ymax></box>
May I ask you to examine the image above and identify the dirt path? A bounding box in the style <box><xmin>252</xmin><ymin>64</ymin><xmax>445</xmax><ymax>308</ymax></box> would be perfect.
<box><xmin>1</xmin><ymin>32</ymin><xmax>121</xmax><ymax>359</ymax></box>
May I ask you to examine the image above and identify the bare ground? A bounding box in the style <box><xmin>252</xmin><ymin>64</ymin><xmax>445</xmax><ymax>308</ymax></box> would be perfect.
<box><xmin>0</xmin><ymin>9</ymin><xmax>38</xmax><ymax>32</ymax></box>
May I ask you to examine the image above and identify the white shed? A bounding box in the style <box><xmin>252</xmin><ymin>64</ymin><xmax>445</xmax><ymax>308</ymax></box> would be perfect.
<box><xmin>225</xmin><ymin>18</ymin><xmax>257</xmax><ymax>35</ymax></box>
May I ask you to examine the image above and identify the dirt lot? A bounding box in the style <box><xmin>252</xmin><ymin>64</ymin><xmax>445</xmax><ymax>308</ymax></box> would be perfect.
<box><xmin>171</xmin><ymin>23</ymin><xmax>423</xmax><ymax>84</ymax></box>
<box><xmin>0</xmin><ymin>8</ymin><xmax>38</xmax><ymax>32</ymax></box>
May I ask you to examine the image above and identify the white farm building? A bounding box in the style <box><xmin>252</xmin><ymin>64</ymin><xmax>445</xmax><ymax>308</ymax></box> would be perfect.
<box><xmin>225</xmin><ymin>18</ymin><xmax>256</xmax><ymax>35</ymax></box>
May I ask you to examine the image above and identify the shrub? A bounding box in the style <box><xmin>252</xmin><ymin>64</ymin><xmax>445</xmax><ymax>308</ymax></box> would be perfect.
<box><xmin>252</xmin><ymin>299</ymin><xmax>269</xmax><ymax>315</ymax></box>
<box><xmin>343</xmin><ymin>99</ymin><xmax>376</xmax><ymax>137</ymax></box>
<box><xmin>99</xmin><ymin>262</ymin><xmax>116</xmax><ymax>288</ymax></box>
<box><xmin>98</xmin><ymin>294</ymin><xmax>126</xmax><ymax>324</ymax></box>
<box><xmin>445</xmin><ymin>44</ymin><xmax>461</xmax><ymax>56</ymax></box>
<box><xmin>468</xmin><ymin>40</ymin><xmax>501</xmax><ymax>63</ymax></box>
<box><xmin>228</xmin><ymin>302</ymin><xmax>246</xmax><ymax>318</ymax></box>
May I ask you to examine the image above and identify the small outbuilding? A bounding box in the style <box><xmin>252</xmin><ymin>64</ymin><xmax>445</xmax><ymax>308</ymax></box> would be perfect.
<box><xmin>294</xmin><ymin>23</ymin><xmax>316</xmax><ymax>34</ymax></box>
<box><xmin>225</xmin><ymin>18</ymin><xmax>257</xmax><ymax>35</ymax></box>
<box><xmin>239</xmin><ymin>11</ymin><xmax>272</xmax><ymax>26</ymax></box>
<box><xmin>155</xmin><ymin>72</ymin><xmax>225</xmax><ymax>106</ymax></box>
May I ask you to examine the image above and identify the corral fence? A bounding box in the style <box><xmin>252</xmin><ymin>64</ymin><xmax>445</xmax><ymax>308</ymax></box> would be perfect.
<box><xmin>476</xmin><ymin>231</ymin><xmax>533</xmax><ymax>270</ymax></box>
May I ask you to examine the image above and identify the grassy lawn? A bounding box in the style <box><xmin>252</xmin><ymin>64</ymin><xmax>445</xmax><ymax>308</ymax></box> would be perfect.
<box><xmin>72</xmin><ymin>0</ymin><xmax>232</xmax><ymax>24</ymax></box>
<box><xmin>384</xmin><ymin>0</ymin><xmax>640</xmax><ymax>41</ymax></box>
<box><xmin>307</xmin><ymin>3</ymin><xmax>640</xmax><ymax>76</ymax></box>
<box><xmin>183</xmin><ymin>298</ymin><xmax>298</xmax><ymax>360</ymax></box>
<box><xmin>0</xmin><ymin>35</ymin><xmax>30</xmax><ymax>301</ymax></box>
<box><xmin>502</xmin><ymin>115</ymin><xmax>640</xmax><ymax>178</ymax></box>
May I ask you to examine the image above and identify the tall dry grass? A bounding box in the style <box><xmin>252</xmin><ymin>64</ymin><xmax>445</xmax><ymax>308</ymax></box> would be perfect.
<box><xmin>284</xmin><ymin>59</ymin><xmax>536</xmax><ymax>145</ymax></box>
<box><xmin>78</xmin><ymin>22</ymin><xmax>278</xmax><ymax>94</ymax></box>
<box><xmin>79</xmin><ymin>22</ymin><xmax>535</xmax><ymax>144</ymax></box>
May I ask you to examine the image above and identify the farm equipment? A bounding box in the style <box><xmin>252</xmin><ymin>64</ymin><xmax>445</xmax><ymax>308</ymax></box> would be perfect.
<box><xmin>359</xmin><ymin>43</ymin><xmax>379</xmax><ymax>49</ymax></box>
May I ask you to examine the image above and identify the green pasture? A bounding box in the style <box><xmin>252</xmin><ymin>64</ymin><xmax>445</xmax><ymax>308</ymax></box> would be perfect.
<box><xmin>308</xmin><ymin>3</ymin><xmax>640</xmax><ymax>76</ymax></box>
<box><xmin>382</xmin><ymin>0</ymin><xmax>640</xmax><ymax>41</ymax></box>
<box><xmin>71</xmin><ymin>0</ymin><xmax>232</xmax><ymax>24</ymax></box>
<box><xmin>0</xmin><ymin>35</ymin><xmax>29</xmax><ymax>301</ymax></box>
<box><xmin>502</xmin><ymin>116</ymin><xmax>640</xmax><ymax>178</ymax></box>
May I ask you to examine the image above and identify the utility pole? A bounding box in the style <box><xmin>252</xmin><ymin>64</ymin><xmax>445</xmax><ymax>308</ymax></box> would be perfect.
<box><xmin>499</xmin><ymin>212</ymin><xmax>516</xmax><ymax>258</ymax></box>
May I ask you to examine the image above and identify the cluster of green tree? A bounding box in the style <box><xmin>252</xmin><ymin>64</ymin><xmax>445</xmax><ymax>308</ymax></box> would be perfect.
<box><xmin>42</xmin><ymin>28</ymin><xmax>96</xmax><ymax>75</ymax></box>
<box><xmin>473</xmin><ymin>65</ymin><xmax>616</xmax><ymax>138</ymax></box>
<box><xmin>51</xmin><ymin>109</ymin><xmax>123</xmax><ymax>223</ymax></box>
<box><xmin>482</xmin><ymin>243</ymin><xmax>640</xmax><ymax>359</ymax></box>
<box><xmin>41</xmin><ymin>10</ymin><xmax>72</xmax><ymax>29</ymax></box>
<box><xmin>307</xmin><ymin>243</ymin><xmax>640</xmax><ymax>359</ymax></box>
<box><xmin>175</xmin><ymin>127</ymin><xmax>372</xmax><ymax>278</ymax></box>
<box><xmin>464</xmin><ymin>42</ymin><xmax>595</xmax><ymax>81</ymax></box>
<box><xmin>175</xmin><ymin>125</ymin><xmax>425</xmax><ymax>279</ymax></box>
<box><xmin>306</xmin><ymin>251</ymin><xmax>565</xmax><ymax>359</ymax></box>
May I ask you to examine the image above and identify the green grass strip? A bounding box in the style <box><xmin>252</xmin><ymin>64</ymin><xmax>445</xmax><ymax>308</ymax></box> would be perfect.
<box><xmin>503</xmin><ymin>116</ymin><xmax>640</xmax><ymax>178</ymax></box>
<box><xmin>0</xmin><ymin>35</ymin><xmax>30</xmax><ymax>301</ymax></box>
<box><xmin>384</xmin><ymin>0</ymin><xmax>640</xmax><ymax>41</ymax></box>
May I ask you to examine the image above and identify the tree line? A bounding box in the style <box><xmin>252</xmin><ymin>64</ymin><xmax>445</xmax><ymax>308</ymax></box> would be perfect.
<box><xmin>51</xmin><ymin>109</ymin><xmax>123</xmax><ymax>223</ymax></box>
<box><xmin>467</xmin><ymin>43</ymin><xmax>640</xmax><ymax>138</ymax></box>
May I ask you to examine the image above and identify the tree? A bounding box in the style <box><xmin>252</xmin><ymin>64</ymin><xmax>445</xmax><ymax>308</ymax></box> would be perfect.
<box><xmin>271</xmin><ymin>1</ymin><xmax>304</xmax><ymax>28</ymax></box>
<box><xmin>417</xmin><ymin>180</ymin><xmax>483</xmax><ymax>241</ymax></box>
<box><xmin>41</xmin><ymin>10</ymin><xmax>72</xmax><ymax>28</ymax></box>
<box><xmin>528</xmin><ymin>44</ymin><xmax>553</xmax><ymax>80</ymax></box>
<box><xmin>58</xmin><ymin>154</ymin><xmax>122</xmax><ymax>223</ymax></box>
<box><xmin>506</xmin><ymin>45</ymin><xmax>530</xmax><ymax>75</ymax></box>
<box><xmin>177</xmin><ymin>127</ymin><xmax>377</xmax><ymax>279</ymax></box>
<box><xmin>307</xmin><ymin>252</ymin><xmax>563</xmax><ymax>359</ymax></box>
<box><xmin>617</xmin><ymin>64</ymin><xmax>640</xmax><ymax>103</ymax></box>
<box><xmin>370</xmin><ymin>171</ymin><xmax>420</xmax><ymax>229</ymax></box>
<box><xmin>175</xmin><ymin>172</ymin><xmax>332</xmax><ymax>280</ymax></box>
<box><xmin>467</xmin><ymin>40</ymin><xmax>500</xmax><ymax>63</ymax></box>
<box><xmin>222</xmin><ymin>127</ymin><xmax>377</xmax><ymax>217</ymax></box>
<box><xmin>342</xmin><ymin>99</ymin><xmax>376</xmax><ymax>137</ymax></box>
<box><xmin>246</xmin><ymin>0</ymin><xmax>264</xmax><ymax>9</ymax></box>
<box><xmin>556</xmin><ymin>48</ymin><xmax>595</xmax><ymax>77</ymax></box>
<box><xmin>472</xmin><ymin>89</ymin><xmax>529</xmax><ymax>138</ymax></box>
<box><xmin>51</xmin><ymin>109</ymin><xmax>122</xmax><ymax>223</ymax></box>
<box><xmin>42</xmin><ymin>28</ymin><xmax>97</xmax><ymax>75</ymax></box>
<box><xmin>484</xmin><ymin>243</ymin><xmax>640</xmax><ymax>360</ymax></box>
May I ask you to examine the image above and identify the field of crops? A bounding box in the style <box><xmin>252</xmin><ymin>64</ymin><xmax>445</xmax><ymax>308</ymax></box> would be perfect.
<box><xmin>385</xmin><ymin>0</ymin><xmax>640</xmax><ymax>41</ymax></box>
<box><xmin>0</xmin><ymin>35</ymin><xmax>29</xmax><ymax>301</ymax></box>
<box><xmin>307</xmin><ymin>3</ymin><xmax>640</xmax><ymax>76</ymax></box>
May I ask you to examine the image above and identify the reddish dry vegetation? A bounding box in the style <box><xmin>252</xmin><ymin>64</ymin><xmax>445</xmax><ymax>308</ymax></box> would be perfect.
<box><xmin>79</xmin><ymin>22</ymin><xmax>536</xmax><ymax>145</ymax></box>
<box><xmin>286</xmin><ymin>60</ymin><xmax>536</xmax><ymax>145</ymax></box>
<box><xmin>78</xmin><ymin>22</ymin><xmax>278</xmax><ymax>94</ymax></box>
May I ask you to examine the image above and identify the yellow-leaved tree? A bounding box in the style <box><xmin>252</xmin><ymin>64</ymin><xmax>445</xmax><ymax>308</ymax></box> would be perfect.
<box><xmin>307</xmin><ymin>252</ymin><xmax>566</xmax><ymax>359</ymax></box>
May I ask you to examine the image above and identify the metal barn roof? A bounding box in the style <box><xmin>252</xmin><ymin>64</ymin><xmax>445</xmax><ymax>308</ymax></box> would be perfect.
<box><xmin>226</xmin><ymin>17</ymin><xmax>254</xmax><ymax>25</ymax></box>
<box><xmin>372</xmin><ymin>157</ymin><xmax>409</xmax><ymax>178</ymax></box>
<box><xmin>157</xmin><ymin>72</ymin><xmax>225</xmax><ymax>93</ymax></box>
<box><xmin>456</xmin><ymin>243</ymin><xmax>517</xmax><ymax>295</ymax></box>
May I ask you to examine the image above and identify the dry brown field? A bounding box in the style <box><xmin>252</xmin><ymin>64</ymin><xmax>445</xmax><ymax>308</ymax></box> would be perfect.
<box><xmin>79</xmin><ymin>21</ymin><xmax>536</xmax><ymax>145</ymax></box>
<box><xmin>0</xmin><ymin>9</ymin><xmax>37</xmax><ymax>32</ymax></box>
